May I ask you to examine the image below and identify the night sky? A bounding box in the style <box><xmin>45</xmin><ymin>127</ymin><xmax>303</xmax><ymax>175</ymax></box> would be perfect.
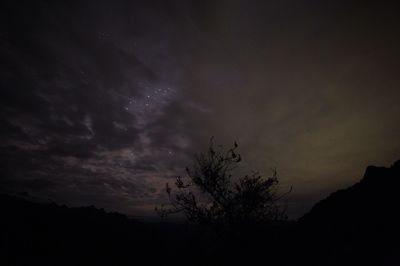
<box><xmin>1</xmin><ymin>0</ymin><xmax>399</xmax><ymax>219</ymax></box>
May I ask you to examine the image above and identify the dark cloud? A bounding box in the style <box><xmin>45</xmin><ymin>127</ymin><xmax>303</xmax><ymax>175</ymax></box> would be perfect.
<box><xmin>1</xmin><ymin>0</ymin><xmax>400</xmax><ymax>218</ymax></box>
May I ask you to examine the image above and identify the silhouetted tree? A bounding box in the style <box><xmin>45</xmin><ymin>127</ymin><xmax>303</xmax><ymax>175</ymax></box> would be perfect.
<box><xmin>156</xmin><ymin>138</ymin><xmax>289</xmax><ymax>227</ymax></box>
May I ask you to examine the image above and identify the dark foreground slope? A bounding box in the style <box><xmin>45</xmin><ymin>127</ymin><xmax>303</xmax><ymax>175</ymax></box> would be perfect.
<box><xmin>0</xmin><ymin>193</ymin><xmax>288</xmax><ymax>266</ymax></box>
<box><xmin>0</xmin><ymin>195</ymin><xmax>213</xmax><ymax>266</ymax></box>
<box><xmin>1</xmin><ymin>161</ymin><xmax>400</xmax><ymax>266</ymax></box>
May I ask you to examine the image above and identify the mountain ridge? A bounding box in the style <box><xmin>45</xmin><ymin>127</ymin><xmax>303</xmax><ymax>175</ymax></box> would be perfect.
<box><xmin>299</xmin><ymin>160</ymin><xmax>400</xmax><ymax>225</ymax></box>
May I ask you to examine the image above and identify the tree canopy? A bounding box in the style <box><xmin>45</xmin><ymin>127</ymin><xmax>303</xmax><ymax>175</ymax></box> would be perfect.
<box><xmin>156</xmin><ymin>138</ymin><xmax>289</xmax><ymax>227</ymax></box>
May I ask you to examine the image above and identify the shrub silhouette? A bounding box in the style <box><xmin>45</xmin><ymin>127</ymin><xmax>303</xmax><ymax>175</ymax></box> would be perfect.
<box><xmin>156</xmin><ymin>138</ymin><xmax>289</xmax><ymax>227</ymax></box>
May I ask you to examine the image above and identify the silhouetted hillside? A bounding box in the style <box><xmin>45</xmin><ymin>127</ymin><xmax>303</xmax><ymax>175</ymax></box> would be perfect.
<box><xmin>296</xmin><ymin>160</ymin><xmax>400</xmax><ymax>265</ymax></box>
<box><xmin>300</xmin><ymin>160</ymin><xmax>400</xmax><ymax>225</ymax></box>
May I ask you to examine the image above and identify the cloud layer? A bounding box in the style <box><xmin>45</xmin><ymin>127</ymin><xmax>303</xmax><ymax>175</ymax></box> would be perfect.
<box><xmin>1</xmin><ymin>0</ymin><xmax>400</xmax><ymax>218</ymax></box>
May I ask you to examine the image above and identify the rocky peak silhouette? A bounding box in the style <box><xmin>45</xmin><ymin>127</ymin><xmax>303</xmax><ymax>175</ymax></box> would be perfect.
<box><xmin>295</xmin><ymin>160</ymin><xmax>400</xmax><ymax>266</ymax></box>
<box><xmin>299</xmin><ymin>160</ymin><xmax>400</xmax><ymax>225</ymax></box>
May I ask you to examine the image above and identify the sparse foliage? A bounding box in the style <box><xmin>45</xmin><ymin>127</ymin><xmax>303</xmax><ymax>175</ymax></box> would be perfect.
<box><xmin>156</xmin><ymin>138</ymin><xmax>289</xmax><ymax>227</ymax></box>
